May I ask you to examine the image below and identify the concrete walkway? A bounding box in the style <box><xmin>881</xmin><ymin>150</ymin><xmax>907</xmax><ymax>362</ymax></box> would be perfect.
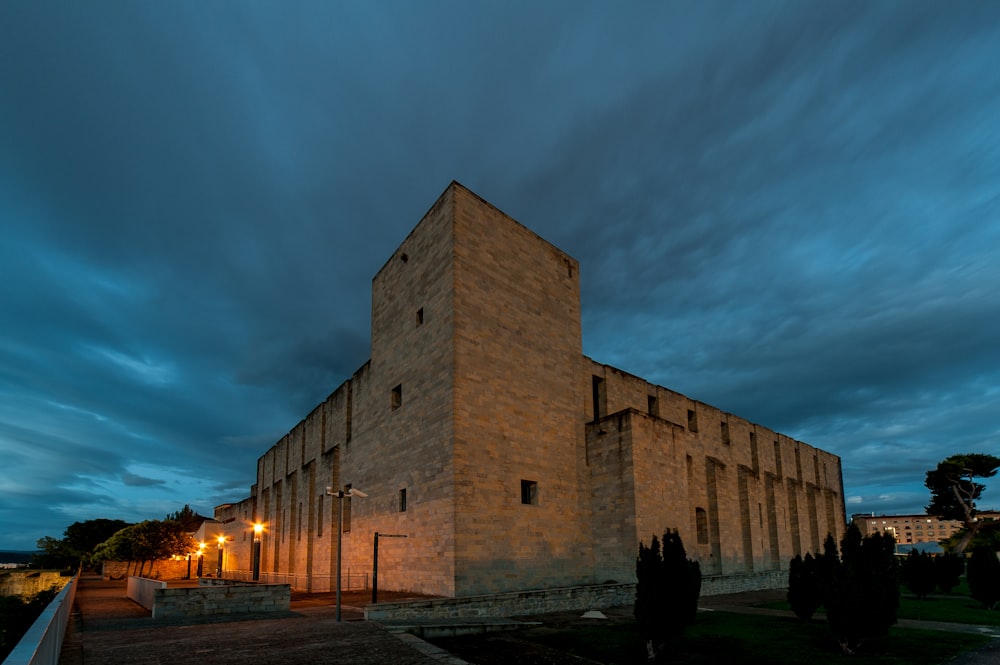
<box><xmin>59</xmin><ymin>576</ymin><xmax>463</xmax><ymax>665</ymax></box>
<box><xmin>60</xmin><ymin>579</ymin><xmax>999</xmax><ymax>665</ymax></box>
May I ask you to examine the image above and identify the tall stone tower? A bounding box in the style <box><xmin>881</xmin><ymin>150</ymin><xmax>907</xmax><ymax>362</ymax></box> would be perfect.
<box><xmin>359</xmin><ymin>182</ymin><xmax>592</xmax><ymax>595</ymax></box>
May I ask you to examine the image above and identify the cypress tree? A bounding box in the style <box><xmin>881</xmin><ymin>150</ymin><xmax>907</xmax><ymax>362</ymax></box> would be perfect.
<box><xmin>902</xmin><ymin>549</ymin><xmax>937</xmax><ymax>599</ymax></box>
<box><xmin>967</xmin><ymin>547</ymin><xmax>1000</xmax><ymax>610</ymax></box>
<box><xmin>934</xmin><ymin>552</ymin><xmax>964</xmax><ymax>594</ymax></box>
<box><xmin>635</xmin><ymin>529</ymin><xmax>701</xmax><ymax>660</ymax></box>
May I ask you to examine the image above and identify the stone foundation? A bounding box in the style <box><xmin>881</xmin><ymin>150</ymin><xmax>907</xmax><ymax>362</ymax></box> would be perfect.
<box><xmin>366</xmin><ymin>572</ymin><xmax>788</xmax><ymax>622</ymax></box>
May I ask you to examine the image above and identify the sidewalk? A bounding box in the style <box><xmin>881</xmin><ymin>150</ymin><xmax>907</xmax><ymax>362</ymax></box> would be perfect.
<box><xmin>59</xmin><ymin>576</ymin><xmax>459</xmax><ymax>665</ymax></box>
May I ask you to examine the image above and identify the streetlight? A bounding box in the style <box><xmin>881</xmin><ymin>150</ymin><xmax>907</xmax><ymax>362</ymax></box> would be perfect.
<box><xmin>252</xmin><ymin>522</ymin><xmax>263</xmax><ymax>582</ymax></box>
<box><xmin>196</xmin><ymin>542</ymin><xmax>205</xmax><ymax>577</ymax></box>
<box><xmin>216</xmin><ymin>535</ymin><xmax>226</xmax><ymax>578</ymax></box>
<box><xmin>326</xmin><ymin>485</ymin><xmax>367</xmax><ymax>621</ymax></box>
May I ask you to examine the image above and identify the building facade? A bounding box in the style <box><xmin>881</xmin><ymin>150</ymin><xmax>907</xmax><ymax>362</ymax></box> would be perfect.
<box><xmin>853</xmin><ymin>511</ymin><xmax>1000</xmax><ymax>549</ymax></box>
<box><xmin>212</xmin><ymin>182</ymin><xmax>846</xmax><ymax>597</ymax></box>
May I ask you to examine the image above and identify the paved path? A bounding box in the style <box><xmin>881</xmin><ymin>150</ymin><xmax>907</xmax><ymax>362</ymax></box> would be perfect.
<box><xmin>60</xmin><ymin>579</ymin><xmax>999</xmax><ymax>665</ymax></box>
<box><xmin>59</xmin><ymin>577</ymin><xmax>461</xmax><ymax>665</ymax></box>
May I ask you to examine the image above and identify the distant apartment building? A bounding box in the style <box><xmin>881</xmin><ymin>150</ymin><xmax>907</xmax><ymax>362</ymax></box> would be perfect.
<box><xmin>210</xmin><ymin>182</ymin><xmax>846</xmax><ymax>597</ymax></box>
<box><xmin>852</xmin><ymin>511</ymin><xmax>1000</xmax><ymax>548</ymax></box>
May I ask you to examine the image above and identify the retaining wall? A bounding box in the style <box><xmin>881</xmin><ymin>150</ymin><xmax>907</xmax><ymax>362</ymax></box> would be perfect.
<box><xmin>126</xmin><ymin>576</ymin><xmax>166</xmax><ymax>611</ymax></box>
<box><xmin>366</xmin><ymin>571</ymin><xmax>788</xmax><ymax>622</ymax></box>
<box><xmin>151</xmin><ymin>582</ymin><xmax>290</xmax><ymax>619</ymax></box>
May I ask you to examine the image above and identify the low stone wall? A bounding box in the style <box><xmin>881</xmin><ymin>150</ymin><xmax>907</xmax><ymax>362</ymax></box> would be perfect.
<box><xmin>365</xmin><ymin>584</ymin><xmax>635</xmax><ymax>621</ymax></box>
<box><xmin>366</xmin><ymin>571</ymin><xmax>788</xmax><ymax>622</ymax></box>
<box><xmin>701</xmin><ymin>570</ymin><xmax>787</xmax><ymax>596</ymax></box>
<box><xmin>103</xmin><ymin>559</ymin><xmax>195</xmax><ymax>581</ymax></box>
<box><xmin>127</xmin><ymin>576</ymin><xmax>166</xmax><ymax>610</ymax></box>
<box><xmin>151</xmin><ymin>582</ymin><xmax>290</xmax><ymax>620</ymax></box>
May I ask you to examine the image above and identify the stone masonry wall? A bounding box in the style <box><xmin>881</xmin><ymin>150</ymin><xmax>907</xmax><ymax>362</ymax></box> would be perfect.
<box><xmin>366</xmin><ymin>572</ymin><xmax>787</xmax><ymax>622</ymax></box>
<box><xmin>151</xmin><ymin>582</ymin><xmax>290</xmax><ymax>619</ymax></box>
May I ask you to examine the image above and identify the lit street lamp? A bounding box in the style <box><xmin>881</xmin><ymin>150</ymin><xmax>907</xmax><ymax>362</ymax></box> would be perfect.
<box><xmin>216</xmin><ymin>535</ymin><xmax>226</xmax><ymax>578</ymax></box>
<box><xmin>196</xmin><ymin>542</ymin><xmax>205</xmax><ymax>577</ymax></box>
<box><xmin>326</xmin><ymin>485</ymin><xmax>367</xmax><ymax>621</ymax></box>
<box><xmin>252</xmin><ymin>522</ymin><xmax>263</xmax><ymax>582</ymax></box>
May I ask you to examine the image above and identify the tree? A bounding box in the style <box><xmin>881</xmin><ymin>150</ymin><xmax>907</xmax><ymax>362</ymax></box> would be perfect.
<box><xmin>935</xmin><ymin>552</ymin><xmax>965</xmax><ymax>594</ymax></box>
<box><xmin>31</xmin><ymin>536</ymin><xmax>75</xmax><ymax>570</ymax></box>
<box><xmin>30</xmin><ymin>519</ymin><xmax>132</xmax><ymax>570</ymax></box>
<box><xmin>967</xmin><ymin>548</ymin><xmax>1000</xmax><ymax>610</ymax></box>
<box><xmin>788</xmin><ymin>553</ymin><xmax>824</xmax><ymax>620</ymax></box>
<box><xmin>925</xmin><ymin>453</ymin><xmax>1000</xmax><ymax>553</ymax></box>
<box><xmin>635</xmin><ymin>529</ymin><xmax>701</xmax><ymax>661</ymax></box>
<box><xmin>901</xmin><ymin>549</ymin><xmax>936</xmax><ymax>599</ymax></box>
<box><xmin>92</xmin><ymin>520</ymin><xmax>197</xmax><ymax>577</ymax></box>
<box><xmin>824</xmin><ymin>523</ymin><xmax>899</xmax><ymax>655</ymax></box>
<box><xmin>165</xmin><ymin>505</ymin><xmax>208</xmax><ymax>532</ymax></box>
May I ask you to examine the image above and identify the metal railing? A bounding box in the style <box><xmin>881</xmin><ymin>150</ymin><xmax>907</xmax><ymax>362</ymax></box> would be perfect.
<box><xmin>3</xmin><ymin>573</ymin><xmax>78</xmax><ymax>665</ymax></box>
<box><xmin>219</xmin><ymin>569</ymin><xmax>368</xmax><ymax>591</ymax></box>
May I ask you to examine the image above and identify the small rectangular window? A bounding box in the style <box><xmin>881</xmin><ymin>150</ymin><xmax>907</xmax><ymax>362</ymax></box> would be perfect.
<box><xmin>687</xmin><ymin>409</ymin><xmax>698</xmax><ymax>432</ymax></box>
<box><xmin>416</xmin><ymin>308</ymin><xmax>424</xmax><ymax>327</ymax></box>
<box><xmin>520</xmin><ymin>479</ymin><xmax>538</xmax><ymax>505</ymax></box>
<box><xmin>318</xmin><ymin>495</ymin><xmax>324</xmax><ymax>537</ymax></box>
<box><xmin>399</xmin><ymin>488</ymin><xmax>407</xmax><ymax>512</ymax></box>
<box><xmin>391</xmin><ymin>384</ymin><xmax>402</xmax><ymax>410</ymax></box>
<box><xmin>721</xmin><ymin>420</ymin><xmax>730</xmax><ymax>445</ymax></box>
<box><xmin>647</xmin><ymin>395</ymin><xmax>658</xmax><ymax>417</ymax></box>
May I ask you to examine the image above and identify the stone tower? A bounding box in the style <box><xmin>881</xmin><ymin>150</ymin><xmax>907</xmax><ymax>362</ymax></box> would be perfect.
<box><xmin>360</xmin><ymin>182</ymin><xmax>592</xmax><ymax>595</ymax></box>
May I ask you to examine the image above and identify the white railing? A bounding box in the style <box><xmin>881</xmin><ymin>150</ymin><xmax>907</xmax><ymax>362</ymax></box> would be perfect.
<box><xmin>126</xmin><ymin>576</ymin><xmax>166</xmax><ymax>610</ymax></box>
<box><xmin>2</xmin><ymin>573</ymin><xmax>78</xmax><ymax>665</ymax></box>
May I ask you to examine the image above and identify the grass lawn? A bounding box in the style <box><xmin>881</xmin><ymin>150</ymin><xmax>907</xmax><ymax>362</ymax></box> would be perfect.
<box><xmin>524</xmin><ymin>612</ymin><xmax>992</xmax><ymax>665</ymax></box>
<box><xmin>760</xmin><ymin>589</ymin><xmax>1000</xmax><ymax>626</ymax></box>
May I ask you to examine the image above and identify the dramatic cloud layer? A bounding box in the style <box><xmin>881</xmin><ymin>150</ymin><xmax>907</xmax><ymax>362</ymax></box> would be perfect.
<box><xmin>2</xmin><ymin>1</ymin><xmax>998</xmax><ymax>549</ymax></box>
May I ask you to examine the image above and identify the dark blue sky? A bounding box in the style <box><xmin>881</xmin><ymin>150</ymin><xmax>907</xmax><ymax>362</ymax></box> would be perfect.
<box><xmin>2</xmin><ymin>1</ymin><xmax>998</xmax><ymax>550</ymax></box>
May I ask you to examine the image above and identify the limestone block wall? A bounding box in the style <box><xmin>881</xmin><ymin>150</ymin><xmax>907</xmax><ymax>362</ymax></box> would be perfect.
<box><xmin>583</xmin><ymin>358</ymin><xmax>845</xmax><ymax>577</ymax></box>
<box><xmin>449</xmin><ymin>185</ymin><xmax>592</xmax><ymax>595</ymax></box>
<box><xmin>366</xmin><ymin>583</ymin><xmax>636</xmax><ymax>621</ymax></box>
<box><xmin>102</xmin><ymin>559</ymin><xmax>194</xmax><ymax>581</ymax></box>
<box><xmin>151</xmin><ymin>582</ymin><xmax>290</xmax><ymax>619</ymax></box>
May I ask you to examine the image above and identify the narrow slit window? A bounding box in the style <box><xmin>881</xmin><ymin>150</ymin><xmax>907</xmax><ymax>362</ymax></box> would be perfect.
<box><xmin>399</xmin><ymin>488</ymin><xmax>407</xmax><ymax>512</ymax></box>
<box><xmin>687</xmin><ymin>408</ymin><xmax>698</xmax><ymax>432</ymax></box>
<box><xmin>520</xmin><ymin>479</ymin><xmax>538</xmax><ymax>505</ymax></box>
<box><xmin>391</xmin><ymin>384</ymin><xmax>402</xmax><ymax>411</ymax></box>
<box><xmin>416</xmin><ymin>308</ymin><xmax>424</xmax><ymax>327</ymax></box>
<box><xmin>721</xmin><ymin>420</ymin><xmax>730</xmax><ymax>445</ymax></box>
<box><xmin>647</xmin><ymin>394</ymin><xmax>658</xmax><ymax>417</ymax></box>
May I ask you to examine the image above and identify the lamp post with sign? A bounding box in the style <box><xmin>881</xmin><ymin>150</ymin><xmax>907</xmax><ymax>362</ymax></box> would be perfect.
<box><xmin>326</xmin><ymin>486</ymin><xmax>367</xmax><ymax>621</ymax></box>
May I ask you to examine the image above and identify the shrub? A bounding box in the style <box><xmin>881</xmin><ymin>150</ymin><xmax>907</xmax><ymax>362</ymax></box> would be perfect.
<box><xmin>823</xmin><ymin>524</ymin><xmax>899</xmax><ymax>655</ymax></box>
<box><xmin>635</xmin><ymin>529</ymin><xmax>701</xmax><ymax>660</ymax></box>
<box><xmin>934</xmin><ymin>552</ymin><xmax>964</xmax><ymax>593</ymax></box>
<box><xmin>902</xmin><ymin>550</ymin><xmax>937</xmax><ymax>599</ymax></box>
<box><xmin>967</xmin><ymin>547</ymin><xmax>1000</xmax><ymax>610</ymax></box>
<box><xmin>788</xmin><ymin>553</ymin><xmax>824</xmax><ymax>620</ymax></box>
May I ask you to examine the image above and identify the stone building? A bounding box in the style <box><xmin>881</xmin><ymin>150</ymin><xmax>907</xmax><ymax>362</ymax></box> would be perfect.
<box><xmin>212</xmin><ymin>181</ymin><xmax>846</xmax><ymax>597</ymax></box>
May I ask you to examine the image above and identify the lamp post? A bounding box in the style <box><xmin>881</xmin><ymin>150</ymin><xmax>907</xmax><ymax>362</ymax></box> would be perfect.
<box><xmin>252</xmin><ymin>522</ymin><xmax>263</xmax><ymax>582</ymax></box>
<box><xmin>216</xmin><ymin>535</ymin><xmax>226</xmax><ymax>578</ymax></box>
<box><xmin>196</xmin><ymin>542</ymin><xmax>205</xmax><ymax>577</ymax></box>
<box><xmin>327</xmin><ymin>485</ymin><xmax>367</xmax><ymax>621</ymax></box>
